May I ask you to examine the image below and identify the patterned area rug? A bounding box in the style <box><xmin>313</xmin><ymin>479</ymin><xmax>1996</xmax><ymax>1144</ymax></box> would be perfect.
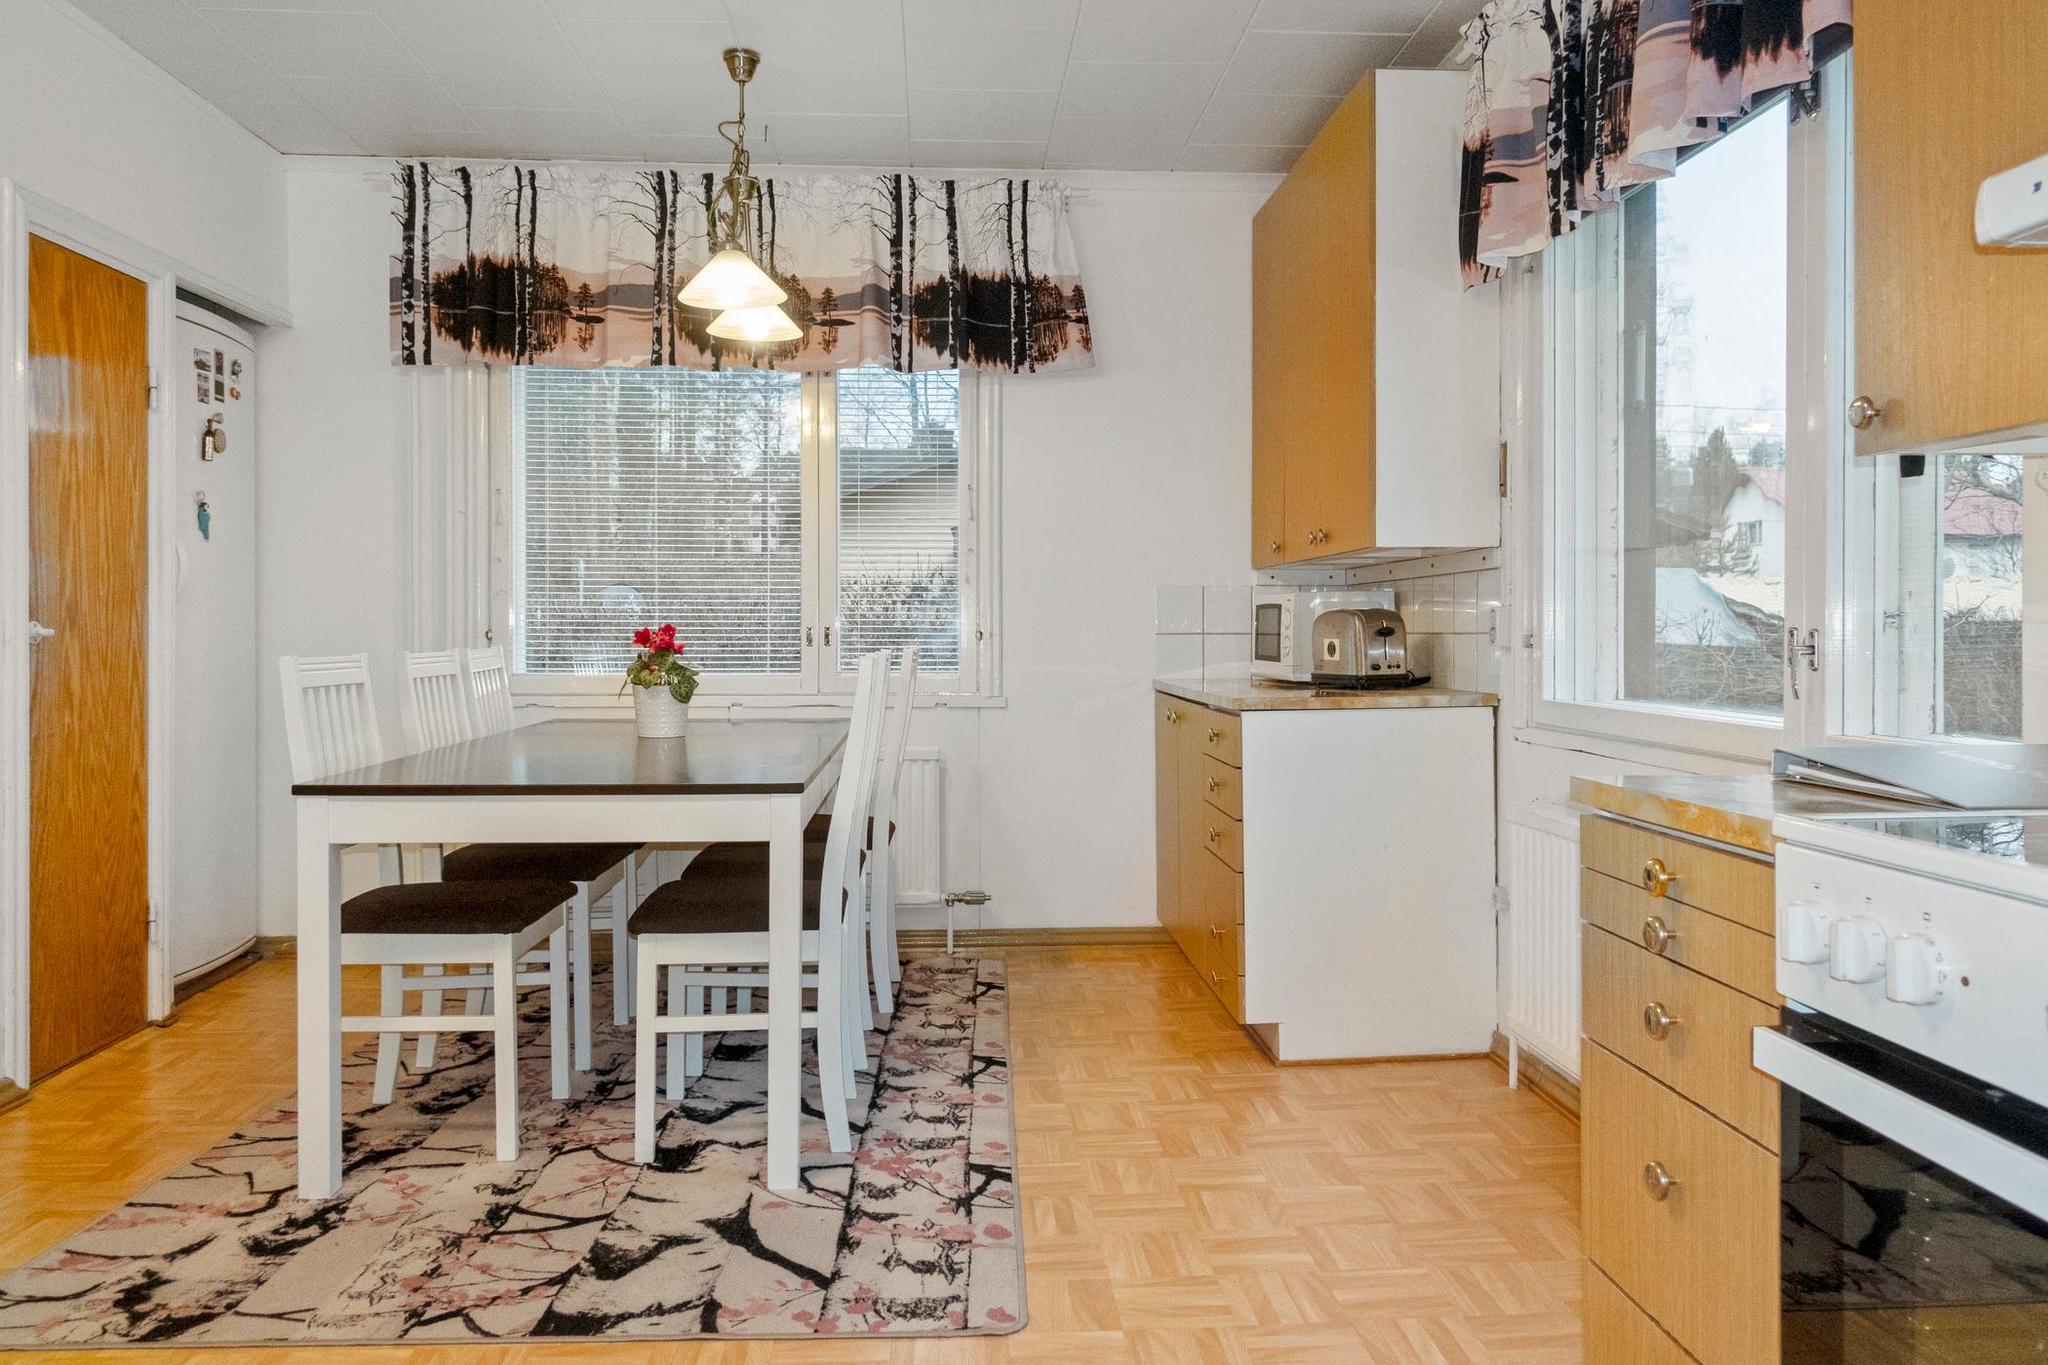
<box><xmin>0</xmin><ymin>957</ymin><xmax>1022</xmax><ymax>1348</ymax></box>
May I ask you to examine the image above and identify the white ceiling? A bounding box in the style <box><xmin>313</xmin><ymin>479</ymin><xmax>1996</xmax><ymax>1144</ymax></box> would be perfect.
<box><xmin>68</xmin><ymin>0</ymin><xmax>1480</xmax><ymax>173</ymax></box>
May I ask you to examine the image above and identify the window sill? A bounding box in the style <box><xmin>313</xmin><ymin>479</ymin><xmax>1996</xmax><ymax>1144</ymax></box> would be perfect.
<box><xmin>1525</xmin><ymin>697</ymin><xmax>1783</xmax><ymax>765</ymax></box>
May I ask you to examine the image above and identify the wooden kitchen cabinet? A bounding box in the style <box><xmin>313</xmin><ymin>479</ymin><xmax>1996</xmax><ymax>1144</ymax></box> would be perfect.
<box><xmin>1250</xmin><ymin>69</ymin><xmax>1499</xmax><ymax>567</ymax></box>
<box><xmin>1153</xmin><ymin>687</ymin><xmax>1496</xmax><ymax>1059</ymax></box>
<box><xmin>1578</xmin><ymin>813</ymin><xmax>1780</xmax><ymax>1365</ymax></box>
<box><xmin>1853</xmin><ymin>0</ymin><xmax>2048</xmax><ymax>455</ymax></box>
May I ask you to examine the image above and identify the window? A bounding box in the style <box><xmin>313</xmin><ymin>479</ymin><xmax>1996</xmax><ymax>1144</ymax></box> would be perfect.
<box><xmin>1543</xmin><ymin>99</ymin><xmax>1794</xmax><ymax>729</ymax></box>
<box><xmin>506</xmin><ymin>364</ymin><xmax>994</xmax><ymax>700</ymax></box>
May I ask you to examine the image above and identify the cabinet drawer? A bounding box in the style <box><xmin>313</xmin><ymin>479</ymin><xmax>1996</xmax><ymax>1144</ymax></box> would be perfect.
<box><xmin>1581</xmin><ymin>869</ymin><xmax>1777</xmax><ymax>1004</ymax></box>
<box><xmin>1581</xmin><ymin>816</ymin><xmax>1773</xmax><ymax>935</ymax></box>
<box><xmin>1583</xmin><ymin>1262</ymin><xmax>1698</xmax><ymax>1365</ymax></box>
<box><xmin>1582</xmin><ymin>1045</ymin><xmax>1778</xmax><ymax>1365</ymax></box>
<box><xmin>1196</xmin><ymin>706</ymin><xmax>1242</xmax><ymax>768</ymax></box>
<box><xmin>1200</xmin><ymin>755</ymin><xmax>1242</xmax><ymax>820</ymax></box>
<box><xmin>1198</xmin><ymin>809</ymin><xmax>1243</xmax><ymax>872</ymax></box>
<box><xmin>1582</xmin><ymin>925</ymin><xmax>1779</xmax><ymax>1149</ymax></box>
<box><xmin>1204</xmin><ymin>856</ymin><xmax>1244</xmax><ymax>977</ymax></box>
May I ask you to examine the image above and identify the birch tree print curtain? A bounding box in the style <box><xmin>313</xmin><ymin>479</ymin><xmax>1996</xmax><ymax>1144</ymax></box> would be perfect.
<box><xmin>1456</xmin><ymin>0</ymin><xmax>1851</xmax><ymax>284</ymax></box>
<box><xmin>389</xmin><ymin>163</ymin><xmax>1093</xmax><ymax>373</ymax></box>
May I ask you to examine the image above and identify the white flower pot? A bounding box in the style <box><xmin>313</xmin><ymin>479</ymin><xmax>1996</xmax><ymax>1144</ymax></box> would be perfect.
<box><xmin>633</xmin><ymin>687</ymin><xmax>689</xmax><ymax>738</ymax></box>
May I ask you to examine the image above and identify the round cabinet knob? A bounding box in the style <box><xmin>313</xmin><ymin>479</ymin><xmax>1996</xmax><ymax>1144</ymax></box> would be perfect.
<box><xmin>1206</xmin><ymin>776</ymin><xmax>1219</xmax><ymax>793</ymax></box>
<box><xmin>1640</xmin><ymin>858</ymin><xmax>1678</xmax><ymax>898</ymax></box>
<box><xmin>1269</xmin><ymin>540</ymin><xmax>1282</xmax><ymax>553</ymax></box>
<box><xmin>1207</xmin><ymin>728</ymin><xmax>1221</xmax><ymax>743</ymax></box>
<box><xmin>1642</xmin><ymin>1001</ymin><xmax>1680</xmax><ymax>1040</ymax></box>
<box><xmin>1640</xmin><ymin>915</ymin><xmax>1678</xmax><ymax>954</ymax></box>
<box><xmin>1777</xmin><ymin>899</ymin><xmax>1832</xmax><ymax>964</ymax></box>
<box><xmin>1643</xmin><ymin>1161</ymin><xmax>1677</xmax><ymax>1201</ymax></box>
<box><xmin>1829</xmin><ymin>915</ymin><xmax>1889</xmax><ymax>984</ymax></box>
<box><xmin>1209</xmin><ymin>924</ymin><xmax>1225</xmax><ymax>938</ymax></box>
<box><xmin>1886</xmin><ymin>933</ymin><xmax>1952</xmax><ymax>1006</ymax></box>
<box><xmin>1165</xmin><ymin>709</ymin><xmax>1179</xmax><ymax>723</ymax></box>
<box><xmin>1848</xmin><ymin>395</ymin><xmax>1886</xmax><ymax>430</ymax></box>
<box><xmin>1207</xmin><ymin>826</ymin><xmax>1220</xmax><ymax>844</ymax></box>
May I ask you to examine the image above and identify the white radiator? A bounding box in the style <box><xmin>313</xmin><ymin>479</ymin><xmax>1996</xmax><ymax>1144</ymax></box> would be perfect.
<box><xmin>891</xmin><ymin>748</ymin><xmax>944</xmax><ymax>906</ymax></box>
<box><xmin>1501</xmin><ymin>813</ymin><xmax>1582</xmax><ymax>1078</ymax></box>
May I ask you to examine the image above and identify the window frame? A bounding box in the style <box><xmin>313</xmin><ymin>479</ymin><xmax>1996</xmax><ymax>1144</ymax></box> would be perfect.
<box><xmin>1520</xmin><ymin>80</ymin><xmax>1845</xmax><ymax>764</ymax></box>
<box><xmin>486</xmin><ymin>366</ymin><xmax>1004</xmax><ymax>710</ymax></box>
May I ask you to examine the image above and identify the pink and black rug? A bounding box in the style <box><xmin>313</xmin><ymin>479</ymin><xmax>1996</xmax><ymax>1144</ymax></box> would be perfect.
<box><xmin>0</xmin><ymin>956</ymin><xmax>1022</xmax><ymax>1348</ymax></box>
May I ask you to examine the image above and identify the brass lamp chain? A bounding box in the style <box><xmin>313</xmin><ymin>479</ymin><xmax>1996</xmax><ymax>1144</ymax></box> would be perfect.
<box><xmin>714</xmin><ymin>48</ymin><xmax>761</xmax><ymax>257</ymax></box>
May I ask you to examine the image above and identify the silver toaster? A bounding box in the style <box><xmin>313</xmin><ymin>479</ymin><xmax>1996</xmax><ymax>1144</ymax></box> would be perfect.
<box><xmin>1311</xmin><ymin>607</ymin><xmax>1419</xmax><ymax>686</ymax></box>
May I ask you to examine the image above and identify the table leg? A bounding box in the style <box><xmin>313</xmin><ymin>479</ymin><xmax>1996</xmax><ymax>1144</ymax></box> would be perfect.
<box><xmin>296</xmin><ymin>799</ymin><xmax>344</xmax><ymax>1199</ymax></box>
<box><xmin>765</xmin><ymin>792</ymin><xmax>803</xmax><ymax>1193</ymax></box>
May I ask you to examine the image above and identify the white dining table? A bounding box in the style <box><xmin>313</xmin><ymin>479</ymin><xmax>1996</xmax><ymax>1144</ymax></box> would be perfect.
<box><xmin>288</xmin><ymin>716</ymin><xmax>847</xmax><ymax>1200</ymax></box>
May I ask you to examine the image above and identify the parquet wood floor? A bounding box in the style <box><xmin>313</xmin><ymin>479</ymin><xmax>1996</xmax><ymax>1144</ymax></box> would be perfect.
<box><xmin>0</xmin><ymin>946</ymin><xmax>1582</xmax><ymax>1363</ymax></box>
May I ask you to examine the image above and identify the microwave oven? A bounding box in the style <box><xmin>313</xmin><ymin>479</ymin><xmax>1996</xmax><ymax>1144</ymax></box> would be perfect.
<box><xmin>1249</xmin><ymin>585</ymin><xmax>1394</xmax><ymax>682</ymax></box>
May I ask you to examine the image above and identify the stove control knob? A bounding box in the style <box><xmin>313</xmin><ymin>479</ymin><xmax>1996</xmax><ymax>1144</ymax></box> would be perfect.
<box><xmin>1778</xmin><ymin>900</ymin><xmax>1831</xmax><ymax>964</ymax></box>
<box><xmin>1829</xmin><ymin>916</ymin><xmax>1888</xmax><ymax>984</ymax></box>
<box><xmin>1886</xmin><ymin>934</ymin><xmax>1951</xmax><ymax>1006</ymax></box>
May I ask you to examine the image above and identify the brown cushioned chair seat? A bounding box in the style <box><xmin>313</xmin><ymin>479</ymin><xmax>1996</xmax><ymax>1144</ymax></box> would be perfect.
<box><xmin>341</xmin><ymin>878</ymin><xmax>575</xmax><ymax>937</ymax></box>
<box><xmin>804</xmin><ymin>813</ymin><xmax>894</xmax><ymax>844</ymax></box>
<box><xmin>627</xmin><ymin>841</ymin><xmax>838</xmax><ymax>937</ymax></box>
<box><xmin>440</xmin><ymin>842</ymin><xmax>640</xmax><ymax>885</ymax></box>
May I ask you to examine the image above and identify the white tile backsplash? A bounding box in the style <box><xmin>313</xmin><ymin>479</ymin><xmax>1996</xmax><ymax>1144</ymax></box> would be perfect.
<box><xmin>1155</xmin><ymin>583</ymin><xmax>1205</xmax><ymax>634</ymax></box>
<box><xmin>1203</xmin><ymin>632</ymin><xmax>1251</xmax><ymax>668</ymax></box>
<box><xmin>1154</xmin><ymin>632</ymin><xmax>1204</xmax><ymax>677</ymax></box>
<box><xmin>1203</xmin><ymin>583</ymin><xmax>1250</xmax><ymax>635</ymax></box>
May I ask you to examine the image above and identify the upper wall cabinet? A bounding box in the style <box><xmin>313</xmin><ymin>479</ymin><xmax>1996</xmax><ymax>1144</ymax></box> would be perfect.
<box><xmin>1854</xmin><ymin>2</ymin><xmax>2048</xmax><ymax>456</ymax></box>
<box><xmin>1251</xmin><ymin>69</ymin><xmax>1500</xmax><ymax>569</ymax></box>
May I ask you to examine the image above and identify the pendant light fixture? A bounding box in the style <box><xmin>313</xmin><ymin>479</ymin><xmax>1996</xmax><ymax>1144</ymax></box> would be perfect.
<box><xmin>679</xmin><ymin>47</ymin><xmax>801</xmax><ymax>345</ymax></box>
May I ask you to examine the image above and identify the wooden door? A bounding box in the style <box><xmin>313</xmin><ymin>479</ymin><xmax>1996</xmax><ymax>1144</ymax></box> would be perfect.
<box><xmin>1277</xmin><ymin>72</ymin><xmax>1376</xmax><ymax>558</ymax></box>
<box><xmin>1154</xmin><ymin>694</ymin><xmax>1182</xmax><ymax>941</ymax></box>
<box><xmin>1854</xmin><ymin>1</ymin><xmax>2048</xmax><ymax>454</ymax></box>
<box><xmin>27</xmin><ymin>236</ymin><xmax>152</xmax><ymax>1079</ymax></box>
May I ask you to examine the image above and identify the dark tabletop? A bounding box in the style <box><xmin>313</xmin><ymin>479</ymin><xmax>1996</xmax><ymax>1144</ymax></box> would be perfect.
<box><xmin>291</xmin><ymin>718</ymin><xmax>849</xmax><ymax>796</ymax></box>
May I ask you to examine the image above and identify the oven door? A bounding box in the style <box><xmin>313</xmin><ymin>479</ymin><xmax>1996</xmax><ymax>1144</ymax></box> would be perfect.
<box><xmin>1755</xmin><ymin>1009</ymin><xmax>2048</xmax><ymax>1363</ymax></box>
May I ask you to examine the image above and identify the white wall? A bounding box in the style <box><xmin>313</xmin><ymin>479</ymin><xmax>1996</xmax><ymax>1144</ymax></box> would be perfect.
<box><xmin>0</xmin><ymin>0</ymin><xmax>289</xmax><ymax>314</ymax></box>
<box><xmin>252</xmin><ymin>162</ymin><xmax>1269</xmax><ymax>935</ymax></box>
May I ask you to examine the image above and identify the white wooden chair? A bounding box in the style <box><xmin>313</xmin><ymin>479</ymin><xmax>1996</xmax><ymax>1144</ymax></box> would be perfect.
<box><xmin>463</xmin><ymin>644</ymin><xmax>517</xmax><ymax>735</ymax></box>
<box><xmin>629</xmin><ymin>650</ymin><xmax>891</xmax><ymax>1163</ymax></box>
<box><xmin>279</xmin><ymin>653</ymin><xmax>573</xmax><ymax>1160</ymax></box>
<box><xmin>864</xmin><ymin>644</ymin><xmax>918</xmax><ymax>1016</ymax></box>
<box><xmin>410</xmin><ymin>648</ymin><xmax>638</xmax><ymax>1073</ymax></box>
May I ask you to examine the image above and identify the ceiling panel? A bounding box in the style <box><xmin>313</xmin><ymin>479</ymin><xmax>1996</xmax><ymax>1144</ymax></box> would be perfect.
<box><xmin>192</xmin><ymin>8</ymin><xmax>424</xmax><ymax>81</ymax></box>
<box><xmin>909</xmin><ymin>89</ymin><xmax>1059</xmax><ymax>144</ymax></box>
<box><xmin>1058</xmin><ymin>61</ymin><xmax>1225</xmax><ymax>122</ymax></box>
<box><xmin>73</xmin><ymin>0</ymin><xmax>1465</xmax><ymax>168</ymax></box>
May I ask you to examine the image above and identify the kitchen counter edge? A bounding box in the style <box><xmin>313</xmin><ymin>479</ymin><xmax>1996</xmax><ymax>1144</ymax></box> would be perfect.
<box><xmin>1154</xmin><ymin>676</ymin><xmax>1499</xmax><ymax>715</ymax></box>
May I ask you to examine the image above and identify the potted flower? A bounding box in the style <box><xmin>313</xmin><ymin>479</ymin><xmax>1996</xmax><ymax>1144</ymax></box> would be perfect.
<box><xmin>623</xmin><ymin>623</ymin><xmax>699</xmax><ymax>737</ymax></box>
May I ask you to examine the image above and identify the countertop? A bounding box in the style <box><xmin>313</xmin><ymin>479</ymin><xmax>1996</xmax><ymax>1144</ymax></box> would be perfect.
<box><xmin>1154</xmin><ymin>670</ymin><xmax>1498</xmax><ymax>714</ymax></box>
<box><xmin>1569</xmin><ymin>773</ymin><xmax>1910</xmax><ymax>855</ymax></box>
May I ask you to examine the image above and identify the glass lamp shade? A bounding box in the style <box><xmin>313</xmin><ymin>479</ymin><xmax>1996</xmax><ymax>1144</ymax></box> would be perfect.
<box><xmin>677</xmin><ymin>248</ymin><xmax>788</xmax><ymax>310</ymax></box>
<box><xmin>707</xmin><ymin>304</ymin><xmax>803</xmax><ymax>345</ymax></box>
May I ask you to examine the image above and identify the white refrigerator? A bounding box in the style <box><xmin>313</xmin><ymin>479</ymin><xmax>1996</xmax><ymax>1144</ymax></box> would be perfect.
<box><xmin>170</xmin><ymin>304</ymin><xmax>258</xmax><ymax>981</ymax></box>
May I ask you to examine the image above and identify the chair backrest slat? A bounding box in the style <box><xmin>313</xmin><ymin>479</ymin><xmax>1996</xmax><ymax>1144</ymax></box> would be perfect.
<box><xmin>821</xmin><ymin>651</ymin><xmax>891</xmax><ymax>932</ymax></box>
<box><xmin>871</xmin><ymin>645</ymin><xmax>920</xmax><ymax>836</ymax></box>
<box><xmin>401</xmin><ymin>649</ymin><xmax>475</xmax><ymax>753</ymax></box>
<box><xmin>463</xmin><ymin>646</ymin><xmax>516</xmax><ymax>735</ymax></box>
<box><xmin>278</xmin><ymin>653</ymin><xmax>384</xmax><ymax>784</ymax></box>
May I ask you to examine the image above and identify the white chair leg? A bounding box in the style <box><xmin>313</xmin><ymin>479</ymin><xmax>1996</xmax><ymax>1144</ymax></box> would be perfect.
<box><xmin>373</xmin><ymin>965</ymin><xmax>403</xmax><ymax>1103</ymax></box>
<box><xmin>843</xmin><ymin>920</ymin><xmax>866</xmax><ymax>1091</ymax></box>
<box><xmin>815</xmin><ymin>935</ymin><xmax>853</xmax><ymax>1153</ymax></box>
<box><xmin>570</xmin><ymin>884</ymin><xmax>594</xmax><ymax>1072</ymax></box>
<box><xmin>665</xmin><ymin>965</ymin><xmax>687</xmax><ymax>1101</ymax></box>
<box><xmin>548</xmin><ymin>923</ymin><xmax>570</xmax><ymax>1101</ymax></box>
<box><xmin>685</xmin><ymin>981</ymin><xmax>705</xmax><ymax>1078</ymax></box>
<box><xmin>633</xmin><ymin>944</ymin><xmax>660</xmax><ymax>1165</ymax></box>
<box><xmin>491</xmin><ymin>944</ymin><xmax>520</xmax><ymax>1163</ymax></box>
<box><xmin>613</xmin><ymin>855</ymin><xmax>638</xmax><ymax>1026</ymax></box>
<box><xmin>414</xmin><ymin>964</ymin><xmax>445</xmax><ymax>1069</ymax></box>
<box><xmin>872</xmin><ymin>851</ymin><xmax>899</xmax><ymax>1011</ymax></box>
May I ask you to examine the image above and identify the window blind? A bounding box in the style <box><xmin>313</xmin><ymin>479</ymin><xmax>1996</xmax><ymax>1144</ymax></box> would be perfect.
<box><xmin>834</xmin><ymin>368</ymin><xmax>962</xmax><ymax>673</ymax></box>
<box><xmin>513</xmin><ymin>367</ymin><xmax>804</xmax><ymax>676</ymax></box>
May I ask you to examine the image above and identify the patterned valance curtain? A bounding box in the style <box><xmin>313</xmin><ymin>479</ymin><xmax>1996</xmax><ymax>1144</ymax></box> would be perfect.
<box><xmin>1457</xmin><ymin>0</ymin><xmax>1852</xmax><ymax>284</ymax></box>
<box><xmin>389</xmin><ymin>163</ymin><xmax>1093</xmax><ymax>373</ymax></box>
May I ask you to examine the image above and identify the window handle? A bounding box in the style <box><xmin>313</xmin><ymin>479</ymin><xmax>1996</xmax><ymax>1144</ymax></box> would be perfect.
<box><xmin>806</xmin><ymin>625</ymin><xmax>814</xmax><ymax>647</ymax></box>
<box><xmin>824</xmin><ymin>624</ymin><xmax>833</xmax><ymax>646</ymax></box>
<box><xmin>1786</xmin><ymin>626</ymin><xmax>1801</xmax><ymax>701</ymax></box>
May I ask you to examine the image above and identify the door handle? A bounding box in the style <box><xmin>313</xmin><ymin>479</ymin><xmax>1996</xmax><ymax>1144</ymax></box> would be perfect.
<box><xmin>26</xmin><ymin>620</ymin><xmax>55</xmax><ymax>646</ymax></box>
